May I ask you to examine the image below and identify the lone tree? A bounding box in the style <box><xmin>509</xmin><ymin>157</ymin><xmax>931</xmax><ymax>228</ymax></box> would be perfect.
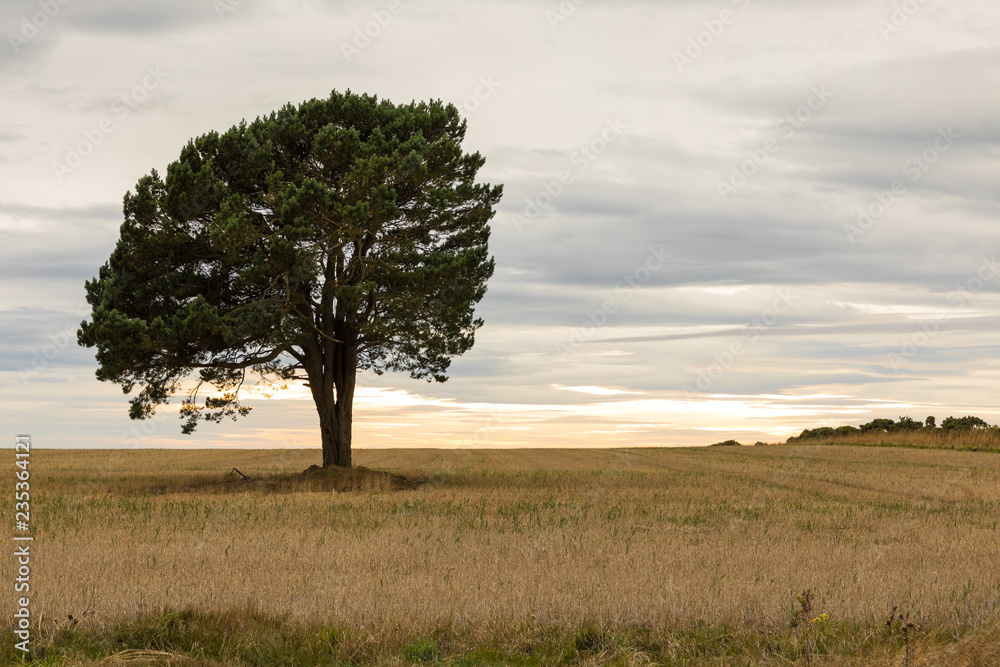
<box><xmin>78</xmin><ymin>91</ymin><xmax>501</xmax><ymax>467</ymax></box>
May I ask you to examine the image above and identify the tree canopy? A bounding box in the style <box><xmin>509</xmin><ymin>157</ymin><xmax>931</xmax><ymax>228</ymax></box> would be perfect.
<box><xmin>78</xmin><ymin>90</ymin><xmax>502</xmax><ymax>467</ymax></box>
<box><xmin>791</xmin><ymin>414</ymin><xmax>997</xmax><ymax>441</ymax></box>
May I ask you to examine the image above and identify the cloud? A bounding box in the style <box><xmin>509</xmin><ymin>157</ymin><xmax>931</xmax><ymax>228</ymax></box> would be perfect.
<box><xmin>556</xmin><ymin>386</ymin><xmax>643</xmax><ymax>396</ymax></box>
<box><xmin>4</xmin><ymin>0</ymin><xmax>1000</xmax><ymax>448</ymax></box>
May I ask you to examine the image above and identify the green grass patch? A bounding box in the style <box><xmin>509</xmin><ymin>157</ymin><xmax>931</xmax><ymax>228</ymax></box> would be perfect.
<box><xmin>0</xmin><ymin>607</ymin><xmax>983</xmax><ymax>666</ymax></box>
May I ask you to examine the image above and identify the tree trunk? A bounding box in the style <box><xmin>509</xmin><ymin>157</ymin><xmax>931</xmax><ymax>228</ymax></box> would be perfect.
<box><xmin>311</xmin><ymin>342</ymin><xmax>358</xmax><ymax>468</ymax></box>
<box><xmin>317</xmin><ymin>399</ymin><xmax>351</xmax><ymax>468</ymax></box>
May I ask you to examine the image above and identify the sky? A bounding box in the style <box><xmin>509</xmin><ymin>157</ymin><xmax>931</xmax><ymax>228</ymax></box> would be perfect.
<box><xmin>2</xmin><ymin>0</ymin><xmax>1000</xmax><ymax>451</ymax></box>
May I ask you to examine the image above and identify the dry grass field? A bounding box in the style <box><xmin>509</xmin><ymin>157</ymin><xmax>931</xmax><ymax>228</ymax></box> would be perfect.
<box><xmin>4</xmin><ymin>444</ymin><xmax>1000</xmax><ymax>665</ymax></box>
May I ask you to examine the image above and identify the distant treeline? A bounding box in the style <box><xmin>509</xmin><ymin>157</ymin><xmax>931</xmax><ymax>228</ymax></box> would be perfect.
<box><xmin>790</xmin><ymin>415</ymin><xmax>997</xmax><ymax>441</ymax></box>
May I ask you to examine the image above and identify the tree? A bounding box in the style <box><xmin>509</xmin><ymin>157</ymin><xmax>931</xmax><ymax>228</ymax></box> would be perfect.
<box><xmin>859</xmin><ymin>418</ymin><xmax>895</xmax><ymax>433</ymax></box>
<box><xmin>940</xmin><ymin>416</ymin><xmax>990</xmax><ymax>432</ymax></box>
<box><xmin>78</xmin><ymin>90</ymin><xmax>502</xmax><ymax>468</ymax></box>
<box><xmin>925</xmin><ymin>415</ymin><xmax>936</xmax><ymax>429</ymax></box>
<box><xmin>892</xmin><ymin>416</ymin><xmax>922</xmax><ymax>431</ymax></box>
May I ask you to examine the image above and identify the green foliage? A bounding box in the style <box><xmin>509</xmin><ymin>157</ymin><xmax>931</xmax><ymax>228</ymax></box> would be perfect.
<box><xmin>710</xmin><ymin>439</ymin><xmax>742</xmax><ymax>447</ymax></box>
<box><xmin>793</xmin><ymin>425</ymin><xmax>858</xmax><ymax>440</ymax></box>
<box><xmin>940</xmin><ymin>416</ymin><xmax>990</xmax><ymax>431</ymax></box>
<box><xmin>403</xmin><ymin>637</ymin><xmax>442</xmax><ymax>663</ymax></box>
<box><xmin>893</xmin><ymin>416</ymin><xmax>923</xmax><ymax>431</ymax></box>
<box><xmin>6</xmin><ymin>607</ymin><xmax>964</xmax><ymax>666</ymax></box>
<box><xmin>573</xmin><ymin>625</ymin><xmax>614</xmax><ymax>654</ymax></box>
<box><xmin>860</xmin><ymin>418</ymin><xmax>896</xmax><ymax>433</ymax></box>
<box><xmin>790</xmin><ymin>415</ymin><xmax>998</xmax><ymax>444</ymax></box>
<box><xmin>795</xmin><ymin>427</ymin><xmax>835</xmax><ymax>440</ymax></box>
<box><xmin>78</xmin><ymin>90</ymin><xmax>502</xmax><ymax>449</ymax></box>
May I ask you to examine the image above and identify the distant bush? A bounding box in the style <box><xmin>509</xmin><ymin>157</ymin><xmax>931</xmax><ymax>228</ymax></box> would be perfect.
<box><xmin>860</xmin><ymin>418</ymin><xmax>895</xmax><ymax>433</ymax></box>
<box><xmin>787</xmin><ymin>415</ymin><xmax>999</xmax><ymax>445</ymax></box>
<box><xmin>710</xmin><ymin>440</ymin><xmax>742</xmax><ymax>447</ymax></box>
<box><xmin>793</xmin><ymin>425</ymin><xmax>859</xmax><ymax>441</ymax></box>
<box><xmin>792</xmin><ymin>428</ymin><xmax>826</xmax><ymax>441</ymax></box>
<box><xmin>893</xmin><ymin>416</ymin><xmax>923</xmax><ymax>431</ymax></box>
<box><xmin>940</xmin><ymin>416</ymin><xmax>990</xmax><ymax>432</ymax></box>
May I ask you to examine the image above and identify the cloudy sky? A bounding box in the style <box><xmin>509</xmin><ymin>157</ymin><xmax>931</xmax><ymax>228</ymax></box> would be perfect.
<box><xmin>3</xmin><ymin>0</ymin><xmax>1000</xmax><ymax>452</ymax></box>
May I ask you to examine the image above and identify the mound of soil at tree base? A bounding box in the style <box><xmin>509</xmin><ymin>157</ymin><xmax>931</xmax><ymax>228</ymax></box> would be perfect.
<box><xmin>212</xmin><ymin>465</ymin><xmax>423</xmax><ymax>494</ymax></box>
<box><xmin>300</xmin><ymin>465</ymin><xmax>422</xmax><ymax>492</ymax></box>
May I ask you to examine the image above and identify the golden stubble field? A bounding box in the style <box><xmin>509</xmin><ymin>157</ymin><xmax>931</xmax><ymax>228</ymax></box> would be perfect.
<box><xmin>4</xmin><ymin>444</ymin><xmax>1000</xmax><ymax>663</ymax></box>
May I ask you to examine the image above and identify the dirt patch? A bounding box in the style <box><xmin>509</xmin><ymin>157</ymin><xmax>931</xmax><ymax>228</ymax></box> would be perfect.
<box><xmin>298</xmin><ymin>464</ymin><xmax>421</xmax><ymax>491</ymax></box>
<box><xmin>212</xmin><ymin>465</ymin><xmax>423</xmax><ymax>494</ymax></box>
